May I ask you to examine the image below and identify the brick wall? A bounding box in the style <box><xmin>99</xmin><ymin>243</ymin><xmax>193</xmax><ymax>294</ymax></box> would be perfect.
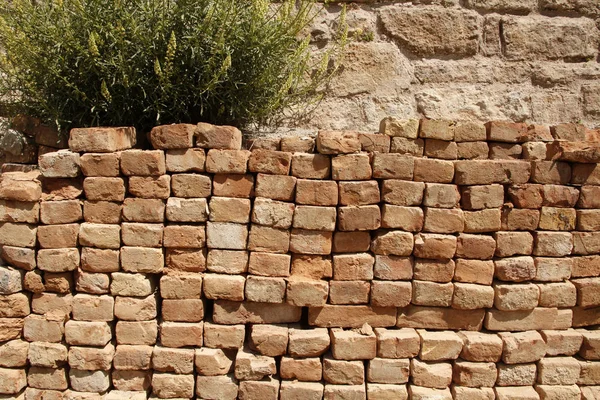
<box><xmin>0</xmin><ymin>119</ymin><xmax>599</xmax><ymax>399</ymax></box>
<box><xmin>299</xmin><ymin>1</ymin><xmax>600</xmax><ymax>132</ymax></box>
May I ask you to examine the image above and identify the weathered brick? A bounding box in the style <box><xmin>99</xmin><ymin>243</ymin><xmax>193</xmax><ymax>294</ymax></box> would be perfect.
<box><xmin>121</xmin><ymin>246</ymin><xmax>163</xmax><ymax>273</ymax></box>
<box><xmin>332</xmin><ymin>153</ymin><xmax>372</xmax><ymax>180</ymax></box>
<box><xmin>255</xmin><ymin>173</ymin><xmax>295</xmax><ymax>201</ymax></box>
<box><xmin>414</xmin><ymin>158</ymin><xmax>455</xmax><ymax>183</ymax></box>
<box><xmin>423</xmin><ymin>208</ymin><xmax>464</xmax><ymax>233</ymax></box>
<box><xmin>165</xmin><ymin>197</ymin><xmax>207</xmax><ymax>222</ymax></box>
<box><xmin>371</xmin><ymin>230</ymin><xmax>414</xmax><ymax>256</ymax></box>
<box><xmin>291</xmin><ymin>153</ymin><xmax>330</xmax><ymax>179</ymax></box>
<box><xmin>171</xmin><ymin>173</ymin><xmax>211</xmax><ymax>198</ymax></box>
<box><xmin>295</xmin><ymin>180</ymin><xmax>337</xmax><ymax>206</ymax></box>
<box><xmin>372</xmin><ymin>153</ymin><xmax>413</xmax><ymax>180</ymax></box>
<box><xmin>316</xmin><ymin>131</ymin><xmax>361</xmax><ymax>154</ymax></box>
<box><xmin>381</xmin><ymin>180</ymin><xmax>424</xmax><ymax>206</ymax></box>
<box><xmin>373</xmin><ymin>255</ymin><xmax>413</xmax><ymax>281</ymax></box>
<box><xmin>196</xmin><ymin>123</ymin><xmax>242</xmax><ymax>149</ymax></box>
<box><xmin>397</xmin><ymin>306</ymin><xmax>485</xmax><ymax>331</ymax></box>
<box><xmin>122</xmin><ymin>198</ymin><xmax>165</xmax><ymax>223</ymax></box>
<box><xmin>37</xmin><ymin>223</ymin><xmax>78</xmax><ymax>249</ymax></box>
<box><xmin>69</xmin><ymin>127</ymin><xmax>135</xmax><ymax>152</ymax></box>
<box><xmin>413</xmin><ymin>233</ymin><xmax>456</xmax><ymax>259</ymax></box>
<box><xmin>39</xmin><ymin>150</ymin><xmax>80</xmax><ymax>178</ymax></box>
<box><xmin>120</xmin><ymin>150</ymin><xmax>165</xmax><ymax>176</ymax></box>
<box><xmin>286</xmin><ymin>278</ymin><xmax>328</xmax><ymax>307</ymax></box>
<box><xmin>329</xmin><ymin>280</ymin><xmax>370</xmax><ymax>304</ymax></box>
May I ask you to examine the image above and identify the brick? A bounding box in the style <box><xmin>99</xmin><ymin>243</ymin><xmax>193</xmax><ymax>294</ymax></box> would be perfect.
<box><xmin>40</xmin><ymin>200</ymin><xmax>82</xmax><ymax>224</ymax></box>
<box><xmin>148</xmin><ymin>123</ymin><xmax>194</xmax><ymax>149</ymax></box>
<box><xmin>542</xmin><ymin>185</ymin><xmax>579</xmax><ymax>207</ymax></box>
<box><xmin>247</xmin><ymin>252</ymin><xmax>290</xmax><ymax>277</ymax></box>
<box><xmin>115</xmin><ymin>321</ymin><xmax>157</xmax><ymax>346</ymax></box>
<box><xmin>333</xmin><ymin>232</ymin><xmax>371</xmax><ymax>253</ymax></box>
<box><xmin>83</xmin><ymin>177</ymin><xmax>125</xmax><ymax>201</ymax></box>
<box><xmin>414</xmin><ymin>158</ymin><xmax>455</xmax><ymax>183</ymax></box>
<box><xmin>212</xmin><ymin>301</ymin><xmax>302</xmax><ymax>324</ymax></box>
<box><xmin>120</xmin><ymin>150</ymin><xmax>165</xmax><ymax>176</ymax></box>
<box><xmin>252</xmin><ymin>198</ymin><xmax>294</xmax><ymax>228</ymax></box>
<box><xmin>412</xmin><ymin>280</ymin><xmax>454</xmax><ymax>307</ymax></box>
<box><xmin>289</xmin><ymin>229</ymin><xmax>332</xmax><ymax>255</ymax></box>
<box><xmin>79</xmin><ymin>153</ymin><xmax>120</xmax><ymax>176</ymax></box>
<box><xmin>79</xmin><ymin>223</ymin><xmax>120</xmax><ymax>249</ymax></box>
<box><xmin>423</xmin><ymin>208</ymin><xmax>464</xmax><ymax>233</ymax></box>
<box><xmin>332</xmin><ymin>153</ymin><xmax>372</xmax><ymax>180</ymax></box>
<box><xmin>37</xmin><ymin>248</ymin><xmax>79</xmax><ymax>272</ymax></box>
<box><xmin>0</xmin><ymin>340</ymin><xmax>28</xmax><ymax>367</ymax></box>
<box><xmin>397</xmin><ymin>306</ymin><xmax>485</xmax><ymax>331</ymax></box>
<box><xmin>151</xmin><ymin>373</ymin><xmax>194</xmax><ymax>398</ymax></box>
<box><xmin>151</xmin><ymin>347</ymin><xmax>194</xmax><ymax>375</ymax></box>
<box><xmin>381</xmin><ymin>180</ymin><xmax>424</xmax><ymax>206</ymax></box>
<box><xmin>205</xmin><ymin>149</ymin><xmax>250</xmax><ymax>174</ymax></box>
<box><xmin>580</xmin><ymin>330</ymin><xmax>600</xmax><ymax>360</ymax></box>
<box><xmin>212</xmin><ymin>173</ymin><xmax>254</xmax><ymax>198</ymax></box>
<box><xmin>234</xmin><ymin>347</ymin><xmax>276</xmax><ymax>380</ymax></box>
<box><xmin>323</xmin><ymin>357</ymin><xmax>364</xmax><ymax>384</ymax></box>
<box><xmin>171</xmin><ymin>173</ymin><xmax>211</xmax><ymax>198</ymax></box>
<box><xmin>39</xmin><ymin>150</ymin><xmax>80</xmax><ymax>178</ymax></box>
<box><xmin>160</xmin><ymin>274</ymin><xmax>202</xmax><ymax>299</ymax></box>
<box><xmin>68</xmin><ymin>343</ymin><xmax>114</xmax><ymax>370</ymax></box>
<box><xmin>538</xmin><ymin>282</ymin><xmax>577</xmax><ymax>308</ymax></box>
<box><xmin>249</xmin><ymin>324</ymin><xmax>288</xmax><ymax>357</ymax></box>
<box><xmin>499</xmin><ymin>364</ymin><xmax>537</xmax><ymax>386</ymax></box>
<box><xmin>159</xmin><ymin>321</ymin><xmax>203</xmax><ymax>348</ymax></box>
<box><xmin>248</xmin><ymin>225</ymin><xmax>290</xmax><ymax>253</ymax></box>
<box><xmin>457</xmin><ymin>332</ymin><xmax>502</xmax><ymax>362</ymax></box>
<box><xmin>535</xmin><ymin>385</ymin><xmax>580</xmax><ymax>400</ymax></box>
<box><xmin>291</xmin><ymin>153</ymin><xmax>330</xmax><ymax>179</ymax></box>
<box><xmin>165</xmin><ymin>148</ymin><xmax>205</xmax><ymax>173</ymax></box>
<box><xmin>572</xmin><ymin>163</ymin><xmax>600</xmax><ymax>185</ymax></box>
<box><xmin>206</xmin><ymin>222</ymin><xmax>247</xmax><ymax>250</ymax></box>
<box><xmin>280</xmin><ymin>136</ymin><xmax>314</xmax><ymax>152</ymax></box>
<box><xmin>255</xmin><ymin>173</ymin><xmax>295</xmax><ymax>200</ymax></box>
<box><xmin>578</xmin><ymin>209</ymin><xmax>600</xmax><ymax>231</ymax></box>
<box><xmin>288</xmin><ymin>328</ymin><xmax>330</xmax><ymax>357</ymax></box>
<box><xmin>413</xmin><ymin>233</ymin><xmax>456</xmax><ymax>259</ymax></box>
<box><xmin>538</xmin><ymin>357</ymin><xmax>581</xmax><ymax>385</ymax></box>
<box><xmin>461</xmin><ymin>185</ymin><xmax>504</xmax><ymax>210</ymax></box>
<box><xmin>455</xmin><ymin>160</ymin><xmax>531</xmax><ymax>185</ymax></box>
<box><xmin>121</xmin><ymin>223</ymin><xmax>163</xmax><ymax>248</ymax></box>
<box><xmin>113</xmin><ymin>344</ymin><xmax>152</xmax><ymax>371</ymax></box>
<box><xmin>531</xmin><ymin>161</ymin><xmax>571</xmax><ymax>184</ymax></box>
<box><xmin>359</xmin><ymin>133</ymin><xmax>390</xmax><ymax>153</ymax></box>
<box><xmin>76</xmin><ymin>270</ymin><xmax>110</xmax><ymax>294</ymax></box>
<box><xmin>0</xmin><ymin>200</ymin><xmax>39</xmax><ymax>224</ymax></box>
<box><xmin>456</xmin><ymin>234</ymin><xmax>496</xmax><ymax>260</ymax></box>
<box><xmin>418</xmin><ymin>330</ymin><xmax>463</xmax><ymax>361</ymax></box>
<box><xmin>572</xmin><ymin>256</ymin><xmax>600</xmax><ymax>277</ymax></box>
<box><xmin>65</xmin><ymin>320</ymin><xmax>111</xmax><ymax>346</ymax></box>
<box><xmin>552</xmin><ymin>123</ymin><xmax>588</xmax><ymax>141</ymax></box>
<box><xmin>83</xmin><ymin>200</ymin><xmax>121</xmax><ymax>224</ymax></box>
<box><xmin>286</xmin><ymin>278</ymin><xmax>328</xmax><ymax>307</ymax></box>
<box><xmin>495</xmin><ymin>256</ymin><xmax>536</xmax><ymax>282</ymax></box>
<box><xmin>0</xmin><ymin>172</ymin><xmax>42</xmax><ymax>202</ymax></box>
<box><xmin>371</xmin><ymin>281</ymin><xmax>412</xmax><ymax>307</ymax></box>
<box><xmin>338</xmin><ymin>180</ymin><xmax>380</xmax><ymax>206</ymax></box>
<box><xmin>195</xmin><ymin>123</ymin><xmax>241</xmax><ymax>149</ymax></box>
<box><xmin>338</xmin><ymin>205</ymin><xmax>381</xmax><ymax>231</ymax></box>
<box><xmin>120</xmin><ymin>246</ymin><xmax>163</xmax><ymax>273</ymax></box>
<box><xmin>280</xmin><ymin>381</ymin><xmax>324</xmax><ymax>400</ymax></box>
<box><xmin>375</xmin><ymin>327</ymin><xmax>419</xmax><ymax>359</ymax></box>
<box><xmin>165</xmin><ymin>198</ymin><xmax>208</xmax><ymax>223</ymax></box>
<box><xmin>80</xmin><ymin>248</ymin><xmax>119</xmax><ymax>273</ymax></box>
<box><xmin>0</xmin><ymin>367</ymin><xmax>26</xmax><ymax>394</ymax></box>
<box><xmin>280</xmin><ymin>357</ymin><xmax>323</xmax><ymax>381</ymax></box>
<box><xmin>463</xmin><ymin>209</ymin><xmax>502</xmax><ymax>233</ymax></box>
<box><xmin>494</xmin><ymin>282</ymin><xmax>540</xmax><ymax>311</ymax></box>
<box><xmin>499</xmin><ymin>331</ymin><xmax>547</xmax><ymax>364</ymax></box>
<box><xmin>111</xmin><ymin>370</ymin><xmax>151</xmax><ymax>391</ymax></box>
<box><xmin>0</xmin><ymin>318</ymin><xmax>25</xmax><ymax>342</ymax></box>
<box><xmin>248</xmin><ymin>149</ymin><xmax>292</xmax><ymax>175</ymax></box>
<box><xmin>239</xmin><ymin>378</ymin><xmax>279</xmax><ymax>400</ymax></box>
<box><xmin>69</xmin><ymin>126</ymin><xmax>135</xmax><ymax>152</ymax></box>
<box><xmin>30</xmin><ymin>342</ymin><xmax>66</xmax><ymax>368</ymax></box>
<box><xmin>414</xmin><ymin>259</ymin><xmax>454</xmax><ymax>282</ymax></box>
<box><xmin>538</xmin><ymin>207</ymin><xmax>576</xmax><ymax>231</ymax></box>
<box><xmin>534</xmin><ymin>231</ymin><xmax>573</xmax><ymax>256</ymax></box>
<box><xmin>380</xmin><ymin>118</ymin><xmax>419</xmax><ymax>138</ymax></box>
<box><xmin>423</xmin><ymin>184</ymin><xmax>460</xmax><ymax>209</ymax></box>
<box><xmin>293</xmin><ymin>205</ymin><xmax>336</xmax><ymax>231</ymax></box>
<box><xmin>291</xmin><ymin>255</ymin><xmax>332</xmax><ymax>279</ymax></box>
<box><xmin>162</xmin><ymin>299</ymin><xmax>204</xmax><ymax>323</ymax></box>
<box><xmin>578</xmin><ymin>186</ymin><xmax>600</xmax><ymax>209</ymax></box>
<box><xmin>332</xmin><ymin>253</ymin><xmax>374</xmax><ymax>281</ymax></box>
<box><xmin>523</xmin><ymin>141</ymin><xmax>548</xmax><ymax>160</ymax></box>
<box><xmin>23</xmin><ymin>312</ymin><xmax>66</xmax><ymax>343</ymax></box>
<box><xmin>419</xmin><ymin>119</ymin><xmax>454</xmax><ymax>140</ymax></box>
<box><xmin>411</xmin><ymin>358</ymin><xmax>452</xmax><ymax>389</ymax></box>
<box><xmin>245</xmin><ymin>276</ymin><xmax>285</xmax><ymax>303</ymax></box>
<box><xmin>508</xmin><ymin>184</ymin><xmax>543</xmax><ymax>209</ymax></box>
<box><xmin>451</xmin><ymin>386</ymin><xmax>495</xmax><ymax>400</ymax></box>
<box><xmin>0</xmin><ymin>267</ymin><xmax>22</xmax><ymax>295</ymax></box>
<box><xmin>578</xmin><ymin>360</ymin><xmax>600</xmax><ymax>384</ymax></box>
<box><xmin>0</xmin><ymin>246</ymin><xmax>34</xmax><ymax>270</ymax></box>
<box><xmin>37</xmin><ymin>223</ymin><xmax>78</xmax><ymax>248</ymax></box>
<box><xmin>122</xmin><ymin>198</ymin><xmax>165</xmax><ymax>223</ymax></box>
<box><xmin>457</xmin><ymin>141</ymin><xmax>489</xmax><ymax>160</ymax></box>
<box><xmin>541</xmin><ymin>330</ymin><xmax>583</xmax><ymax>356</ymax></box>
<box><xmin>111</xmin><ymin>273</ymin><xmax>154</xmax><ymax>297</ymax></box>
<box><xmin>453</xmin><ymin>283</ymin><xmax>494</xmax><ymax>310</ymax></box>
<box><xmin>494</xmin><ymin>231</ymin><xmax>533</xmax><ymax>257</ymax></box>
<box><xmin>114</xmin><ymin>295</ymin><xmax>157</xmax><ymax>321</ymax></box>
<box><xmin>371</xmin><ymin>230</ymin><xmax>413</xmax><ymax>256</ymax></box>
<box><xmin>316</xmin><ymin>130</ymin><xmax>360</xmax><ymax>154</ymax></box>
<box><xmin>329</xmin><ymin>281</ymin><xmax>370</xmax><ymax>304</ymax></box>
<box><xmin>203</xmin><ymin>274</ymin><xmax>245</xmax><ymax>301</ymax></box>
<box><xmin>194</xmin><ymin>348</ymin><xmax>234</xmax><ymax>376</ymax></box>
<box><xmin>410</xmin><ymin>386</ymin><xmax>452</xmax><ymax>400</ymax></box>
<box><xmin>573</xmin><ymin>278</ymin><xmax>600</xmax><ymax>308</ymax></box>
<box><xmin>371</xmin><ymin>153</ymin><xmax>413</xmax><ymax>180</ymax></box>
<box><xmin>31</xmin><ymin>292</ymin><xmax>72</xmax><ymax>315</ymax></box>
<box><xmin>486</xmin><ymin>307</ymin><xmax>560</xmax><ymax>331</ymax></box>
<box><xmin>424</xmin><ymin>139</ymin><xmax>458</xmax><ymax>160</ymax></box>
<box><xmin>502</xmin><ymin>207</ymin><xmax>540</xmax><ymax>231</ymax></box>
<box><xmin>573</xmin><ymin>232</ymin><xmax>600</xmax><ymax>255</ymax></box>
<box><xmin>308</xmin><ymin>305</ymin><xmax>397</xmax><ymax>328</ymax></box>
<box><xmin>206</xmin><ymin>197</ymin><xmax>252</xmax><ymax>224</ymax></box>
<box><xmin>453</xmin><ymin>361</ymin><xmax>497</xmax><ymax>388</ymax></box>
<box><xmin>128</xmin><ymin>175</ymin><xmax>171</xmax><ymax>199</ymax></box>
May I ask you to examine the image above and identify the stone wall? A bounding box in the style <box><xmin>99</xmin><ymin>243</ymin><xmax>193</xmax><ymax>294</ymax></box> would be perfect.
<box><xmin>302</xmin><ymin>1</ymin><xmax>600</xmax><ymax>132</ymax></box>
<box><xmin>0</xmin><ymin>120</ymin><xmax>599</xmax><ymax>399</ymax></box>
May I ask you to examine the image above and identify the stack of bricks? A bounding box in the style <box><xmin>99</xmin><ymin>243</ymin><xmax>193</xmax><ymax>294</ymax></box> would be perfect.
<box><xmin>0</xmin><ymin>118</ymin><xmax>598</xmax><ymax>399</ymax></box>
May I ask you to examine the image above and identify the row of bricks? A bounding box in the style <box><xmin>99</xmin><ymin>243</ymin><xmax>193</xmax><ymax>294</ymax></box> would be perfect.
<box><xmin>9</xmin><ymin>378</ymin><xmax>600</xmax><ymax>400</ymax></box>
<box><xmin>2</xmin><ymin>294</ymin><xmax>597</xmax><ymax>331</ymax></box>
<box><xmin>35</xmin><ymin>147</ymin><xmax>600</xmax><ymax>187</ymax></box>
<box><xmin>3</xmin><ymin>271</ymin><xmax>599</xmax><ymax>311</ymax></box>
<box><xmin>6</xmin><ymin>323</ymin><xmax>600</xmax><ymax>363</ymax></box>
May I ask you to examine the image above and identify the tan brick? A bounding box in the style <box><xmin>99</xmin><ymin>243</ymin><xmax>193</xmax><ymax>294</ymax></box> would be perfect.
<box><xmin>494</xmin><ymin>283</ymin><xmax>540</xmax><ymax>310</ymax></box>
<box><xmin>165</xmin><ymin>148</ymin><xmax>205</xmax><ymax>173</ymax></box>
<box><xmin>1</xmin><ymin>246</ymin><xmax>35</xmax><ymax>270</ymax></box>
<box><xmin>371</xmin><ymin>230</ymin><xmax>413</xmax><ymax>256</ymax></box>
<box><xmin>114</xmin><ymin>295</ymin><xmax>156</xmax><ymax>322</ymax></box>
<box><xmin>127</xmin><ymin>175</ymin><xmax>170</xmax><ymax>199</ymax></box>
<box><xmin>251</xmin><ymin>197</ymin><xmax>294</xmax><ymax>229</ymax></box>
<box><xmin>195</xmin><ymin>123</ymin><xmax>241</xmax><ymax>149</ymax></box>
<box><xmin>76</xmin><ymin>270</ymin><xmax>109</xmax><ymax>294</ymax></box>
<box><xmin>508</xmin><ymin>184</ymin><xmax>543</xmax><ymax>209</ymax></box>
<box><xmin>280</xmin><ymin>136</ymin><xmax>314</xmax><ymax>152</ymax></box>
<box><xmin>31</xmin><ymin>292</ymin><xmax>72</xmax><ymax>315</ymax></box>
<box><xmin>39</xmin><ymin>150</ymin><xmax>80</xmax><ymax>178</ymax></box>
<box><xmin>410</xmin><ymin>386</ymin><xmax>452</xmax><ymax>400</ymax></box>
<box><xmin>413</xmin><ymin>258</ymin><xmax>454</xmax><ymax>283</ymax></box>
<box><xmin>293</xmin><ymin>205</ymin><xmax>336</xmax><ymax>231</ymax></box>
<box><xmin>159</xmin><ymin>321</ymin><xmax>203</xmax><ymax>348</ymax></box>
<box><xmin>255</xmin><ymin>173</ymin><xmax>296</xmax><ymax>201</ymax></box>
<box><xmin>380</xmin><ymin>205</ymin><xmax>423</xmax><ymax>232</ymax></box>
<box><xmin>330</xmin><ymin>327</ymin><xmax>376</xmax><ymax>361</ymax></box>
<box><xmin>80</xmin><ymin>153</ymin><xmax>120</xmax><ymax>177</ymax></box>
<box><xmin>485</xmin><ymin>121</ymin><xmax>527</xmax><ymax>143</ymax></box>
<box><xmin>212</xmin><ymin>301</ymin><xmax>302</xmax><ymax>325</ymax></box>
<box><xmin>453</xmin><ymin>361</ymin><xmax>497</xmax><ymax>388</ymax></box>
<box><xmin>82</xmin><ymin>200</ymin><xmax>121</xmax><ymax>224</ymax></box>
<box><xmin>485</xmin><ymin>308</ymin><xmax>560</xmax><ymax>331</ymax></box>
<box><xmin>371</xmin><ymin>281</ymin><xmax>411</xmax><ymax>307</ymax></box>
<box><xmin>0</xmin><ymin>367</ymin><xmax>26</xmax><ymax>393</ymax></box>
<box><xmin>68</xmin><ymin>343</ymin><xmax>114</xmax><ymax>370</ymax></box>
<box><xmin>495</xmin><ymin>256</ymin><xmax>536</xmax><ymax>282</ymax></box>
<box><xmin>578</xmin><ymin>186</ymin><xmax>600</xmax><ymax>209</ymax></box>
<box><xmin>538</xmin><ymin>281</ymin><xmax>577</xmax><ymax>308</ymax></box>
<box><xmin>308</xmin><ymin>305</ymin><xmax>397</xmax><ymax>328</ymax></box>
<box><xmin>281</xmin><ymin>381</ymin><xmax>324</xmax><ymax>400</ymax></box>
<box><xmin>0</xmin><ymin>317</ymin><xmax>25</xmax><ymax>342</ymax></box>
<box><xmin>0</xmin><ymin>200</ymin><xmax>39</xmax><ymax>225</ymax></box>
<box><xmin>0</xmin><ymin>339</ymin><xmax>28</xmax><ymax>367</ymax></box>
<box><xmin>194</xmin><ymin>347</ymin><xmax>234</xmax><ymax>376</ymax></box>
<box><xmin>461</xmin><ymin>184</ymin><xmax>504</xmax><ymax>210</ymax></box>
<box><xmin>531</xmin><ymin>160</ymin><xmax>571</xmax><ymax>184</ymax></box>
<box><xmin>40</xmin><ymin>200</ymin><xmax>82</xmax><ymax>225</ymax></box>
<box><xmin>537</xmin><ymin>357</ymin><xmax>581</xmax><ymax>385</ymax></box>
<box><xmin>0</xmin><ymin>267</ymin><xmax>22</xmax><ymax>295</ymax></box>
<box><xmin>423</xmin><ymin>208</ymin><xmax>464</xmax><ymax>233</ymax></box>
<box><xmin>115</xmin><ymin>321</ymin><xmax>157</xmax><ymax>345</ymax></box>
<box><xmin>286</xmin><ymin>278</ymin><xmax>328</xmax><ymax>307</ymax></box>
<box><xmin>457</xmin><ymin>141</ymin><xmax>489</xmax><ymax>160</ymax></box>
<box><xmin>329</xmin><ymin>280</ymin><xmax>369</xmax><ymax>305</ymax></box>
<box><xmin>69</xmin><ymin>126</ymin><xmax>135</xmax><ymax>152</ymax></box>
<box><xmin>234</xmin><ymin>347</ymin><xmax>276</xmax><ymax>380</ymax></box>
<box><xmin>413</xmin><ymin>233</ymin><xmax>456</xmax><ymax>259</ymax></box>
<box><xmin>502</xmin><ymin>207</ymin><xmax>540</xmax><ymax>231</ymax></box>
<box><xmin>160</xmin><ymin>274</ymin><xmax>202</xmax><ymax>299</ymax></box>
<box><xmin>23</xmin><ymin>313</ymin><xmax>65</xmax><ymax>342</ymax></box>
<box><xmin>499</xmin><ymin>331</ymin><xmax>547</xmax><ymax>364</ymax></box>
<box><xmin>239</xmin><ymin>378</ymin><xmax>280</xmax><ymax>400</ymax></box>
<box><xmin>417</xmin><ymin>330</ymin><xmax>463</xmax><ymax>361</ymax></box>
<box><xmin>542</xmin><ymin>185</ymin><xmax>579</xmax><ymax>207</ymax></box>
<box><xmin>381</xmin><ymin>180</ymin><xmax>424</xmax><ymax>206</ymax></box>
<box><xmin>121</xmin><ymin>223</ymin><xmax>162</xmax><ymax>248</ymax></box>
<box><xmin>289</xmin><ymin>229</ymin><xmax>332</xmax><ymax>255</ymax></box>
<box><xmin>578</xmin><ymin>209</ymin><xmax>600</xmax><ymax>232</ymax></box>
<box><xmin>332</xmin><ymin>253</ymin><xmax>374</xmax><ymax>281</ymax></box>
<box><xmin>203</xmin><ymin>274</ymin><xmax>245</xmax><ymax>301</ymax></box>
<box><xmin>533</xmin><ymin>231</ymin><xmax>573</xmax><ymax>257</ymax></box>
<box><xmin>323</xmin><ymin>356</ymin><xmax>364</xmax><ymax>384</ymax></box>
<box><xmin>111</xmin><ymin>369</ymin><xmax>151</xmax><ymax>391</ymax></box>
<box><xmin>120</xmin><ymin>246</ymin><xmax>163</xmax><ymax>273</ymax></box>
<box><xmin>36</xmin><ymin>223</ymin><xmax>78</xmax><ymax>249</ymax></box>
<box><xmin>0</xmin><ymin>172</ymin><xmax>42</xmax><ymax>202</ymax></box>
<box><xmin>538</xmin><ymin>207</ymin><xmax>576</xmax><ymax>231</ymax></box>
<box><xmin>374</xmin><ymin>327</ymin><xmax>419</xmax><ymax>359</ymax></box>
<box><xmin>212</xmin><ymin>173</ymin><xmax>254</xmax><ymax>198</ymax></box>
<box><xmin>78</xmin><ymin>222</ymin><xmax>120</xmax><ymax>249</ymax></box>
<box><xmin>412</xmin><ymin>280</ymin><xmax>453</xmax><ymax>307</ymax></box>
<box><xmin>121</xmin><ymin>198</ymin><xmax>165</xmax><ymax>223</ymax></box>
<box><xmin>280</xmin><ymin>357</ymin><xmax>323</xmax><ymax>382</ymax></box>
<box><xmin>245</xmin><ymin>276</ymin><xmax>285</xmax><ymax>303</ymax></box>
<box><xmin>151</xmin><ymin>346</ymin><xmax>195</xmax><ymax>375</ymax></box>
<box><xmin>332</xmin><ymin>153</ymin><xmax>372</xmax><ymax>180</ymax></box>
<box><xmin>573</xmin><ymin>277</ymin><xmax>600</xmax><ymax>308</ymax></box>
<box><xmin>541</xmin><ymin>330</ymin><xmax>583</xmax><ymax>357</ymax></box>
<box><xmin>494</xmin><ymin>231</ymin><xmax>533</xmax><ymax>257</ymax></box>
<box><xmin>151</xmin><ymin>372</ymin><xmax>194</xmax><ymax>398</ymax></box>
<box><xmin>338</xmin><ymin>180</ymin><xmax>379</xmax><ymax>206</ymax></box>
<box><xmin>248</xmin><ymin>324</ymin><xmax>289</xmax><ymax>358</ymax></box>
<box><xmin>573</xmin><ymin>232</ymin><xmax>600</xmax><ymax>255</ymax></box>
<box><xmin>294</xmin><ymin>180</ymin><xmax>337</xmax><ymax>207</ymax></box>
<box><xmin>164</xmin><ymin>197</ymin><xmax>207</xmax><ymax>223</ymax></box>
<box><xmin>414</xmin><ymin>158</ymin><xmax>455</xmax><ymax>183</ymax></box>
<box><xmin>112</xmin><ymin>344</ymin><xmax>152</xmax><ymax>371</ymax></box>
<box><xmin>65</xmin><ymin>320</ymin><xmax>111</xmax><ymax>346</ymax></box>
<box><xmin>377</xmin><ymin>258</ymin><xmax>415</xmax><ymax>283</ymax></box>
<box><xmin>36</xmin><ymin>248</ymin><xmax>79</xmax><ymax>272</ymax></box>
<box><xmin>535</xmin><ymin>385</ymin><xmax>580</xmax><ymax>400</ymax></box>
<box><xmin>580</xmin><ymin>330</ymin><xmax>600</xmax><ymax>360</ymax></box>
<box><xmin>338</xmin><ymin>205</ymin><xmax>381</xmax><ymax>231</ymax></box>
<box><xmin>456</xmin><ymin>234</ymin><xmax>496</xmax><ymax>260</ymax></box>
<box><xmin>452</xmin><ymin>386</ymin><xmax>494</xmax><ymax>400</ymax></box>
<box><xmin>424</xmin><ymin>138</ymin><xmax>458</xmax><ymax>160</ymax></box>
<box><xmin>489</xmin><ymin>142</ymin><xmax>522</xmax><ymax>159</ymax></box>
<box><xmin>458</xmin><ymin>331</ymin><xmax>502</xmax><ymax>362</ymax></box>
<box><xmin>82</xmin><ymin>177</ymin><xmax>125</xmax><ymax>202</ymax></box>
<box><xmin>380</xmin><ymin>118</ymin><xmax>419</xmax><ymax>138</ymax></box>
<box><xmin>291</xmin><ymin>153</ymin><xmax>330</xmax><ymax>179</ymax></box>
<box><xmin>371</xmin><ymin>153</ymin><xmax>413</xmax><ymax>180</ymax></box>
<box><xmin>0</xmin><ymin>293</ymin><xmax>28</xmax><ymax>319</ymax></box>
<box><xmin>248</xmin><ymin>149</ymin><xmax>292</xmax><ymax>175</ymax></box>
<box><xmin>207</xmin><ymin>250</ymin><xmax>248</xmax><ymax>274</ymax></box>
<box><xmin>111</xmin><ymin>272</ymin><xmax>154</xmax><ymax>297</ymax></box>
<box><xmin>571</xmin><ymin>255</ymin><xmax>600</xmax><ymax>278</ymax></box>
<box><xmin>80</xmin><ymin>247</ymin><xmax>119</xmax><ymax>273</ymax></box>
<box><xmin>333</xmin><ymin>231</ymin><xmax>371</xmax><ymax>253</ymax></box>
<box><xmin>463</xmin><ymin>209</ymin><xmax>502</xmax><ymax>233</ymax></box>
<box><xmin>170</xmin><ymin>173</ymin><xmax>211</xmax><ymax>198</ymax></box>
<box><xmin>206</xmin><ymin>222</ymin><xmax>247</xmax><ymax>250</ymax></box>
<box><xmin>316</xmin><ymin>131</ymin><xmax>360</xmax><ymax>154</ymax></box>
<box><xmin>411</xmin><ymin>358</ymin><xmax>452</xmax><ymax>388</ymax></box>
<box><xmin>247</xmin><ymin>225</ymin><xmax>290</xmax><ymax>253</ymax></box>
<box><xmin>359</xmin><ymin>132</ymin><xmax>390</xmax><ymax>153</ymax></box>
<box><xmin>148</xmin><ymin>123</ymin><xmax>194</xmax><ymax>149</ymax></box>
<box><xmin>455</xmin><ymin>160</ymin><xmax>531</xmax><ymax>185</ymax></box>
<box><xmin>205</xmin><ymin>149</ymin><xmax>250</xmax><ymax>174</ymax></box>
<box><xmin>423</xmin><ymin>184</ymin><xmax>460</xmax><ymax>209</ymax></box>
<box><xmin>120</xmin><ymin>150</ymin><xmax>165</xmax><ymax>176</ymax></box>
<box><xmin>290</xmin><ymin>255</ymin><xmax>332</xmax><ymax>279</ymax></box>
<box><xmin>452</xmin><ymin>283</ymin><xmax>494</xmax><ymax>310</ymax></box>
<box><xmin>397</xmin><ymin>306</ymin><xmax>485</xmax><ymax>331</ymax></box>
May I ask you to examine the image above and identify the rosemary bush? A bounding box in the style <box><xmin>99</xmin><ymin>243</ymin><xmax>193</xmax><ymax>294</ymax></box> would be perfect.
<box><xmin>0</xmin><ymin>0</ymin><xmax>345</xmax><ymax>133</ymax></box>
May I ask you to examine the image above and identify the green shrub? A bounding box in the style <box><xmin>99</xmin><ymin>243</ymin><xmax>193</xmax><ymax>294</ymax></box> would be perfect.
<box><xmin>0</xmin><ymin>0</ymin><xmax>346</xmax><ymax>134</ymax></box>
